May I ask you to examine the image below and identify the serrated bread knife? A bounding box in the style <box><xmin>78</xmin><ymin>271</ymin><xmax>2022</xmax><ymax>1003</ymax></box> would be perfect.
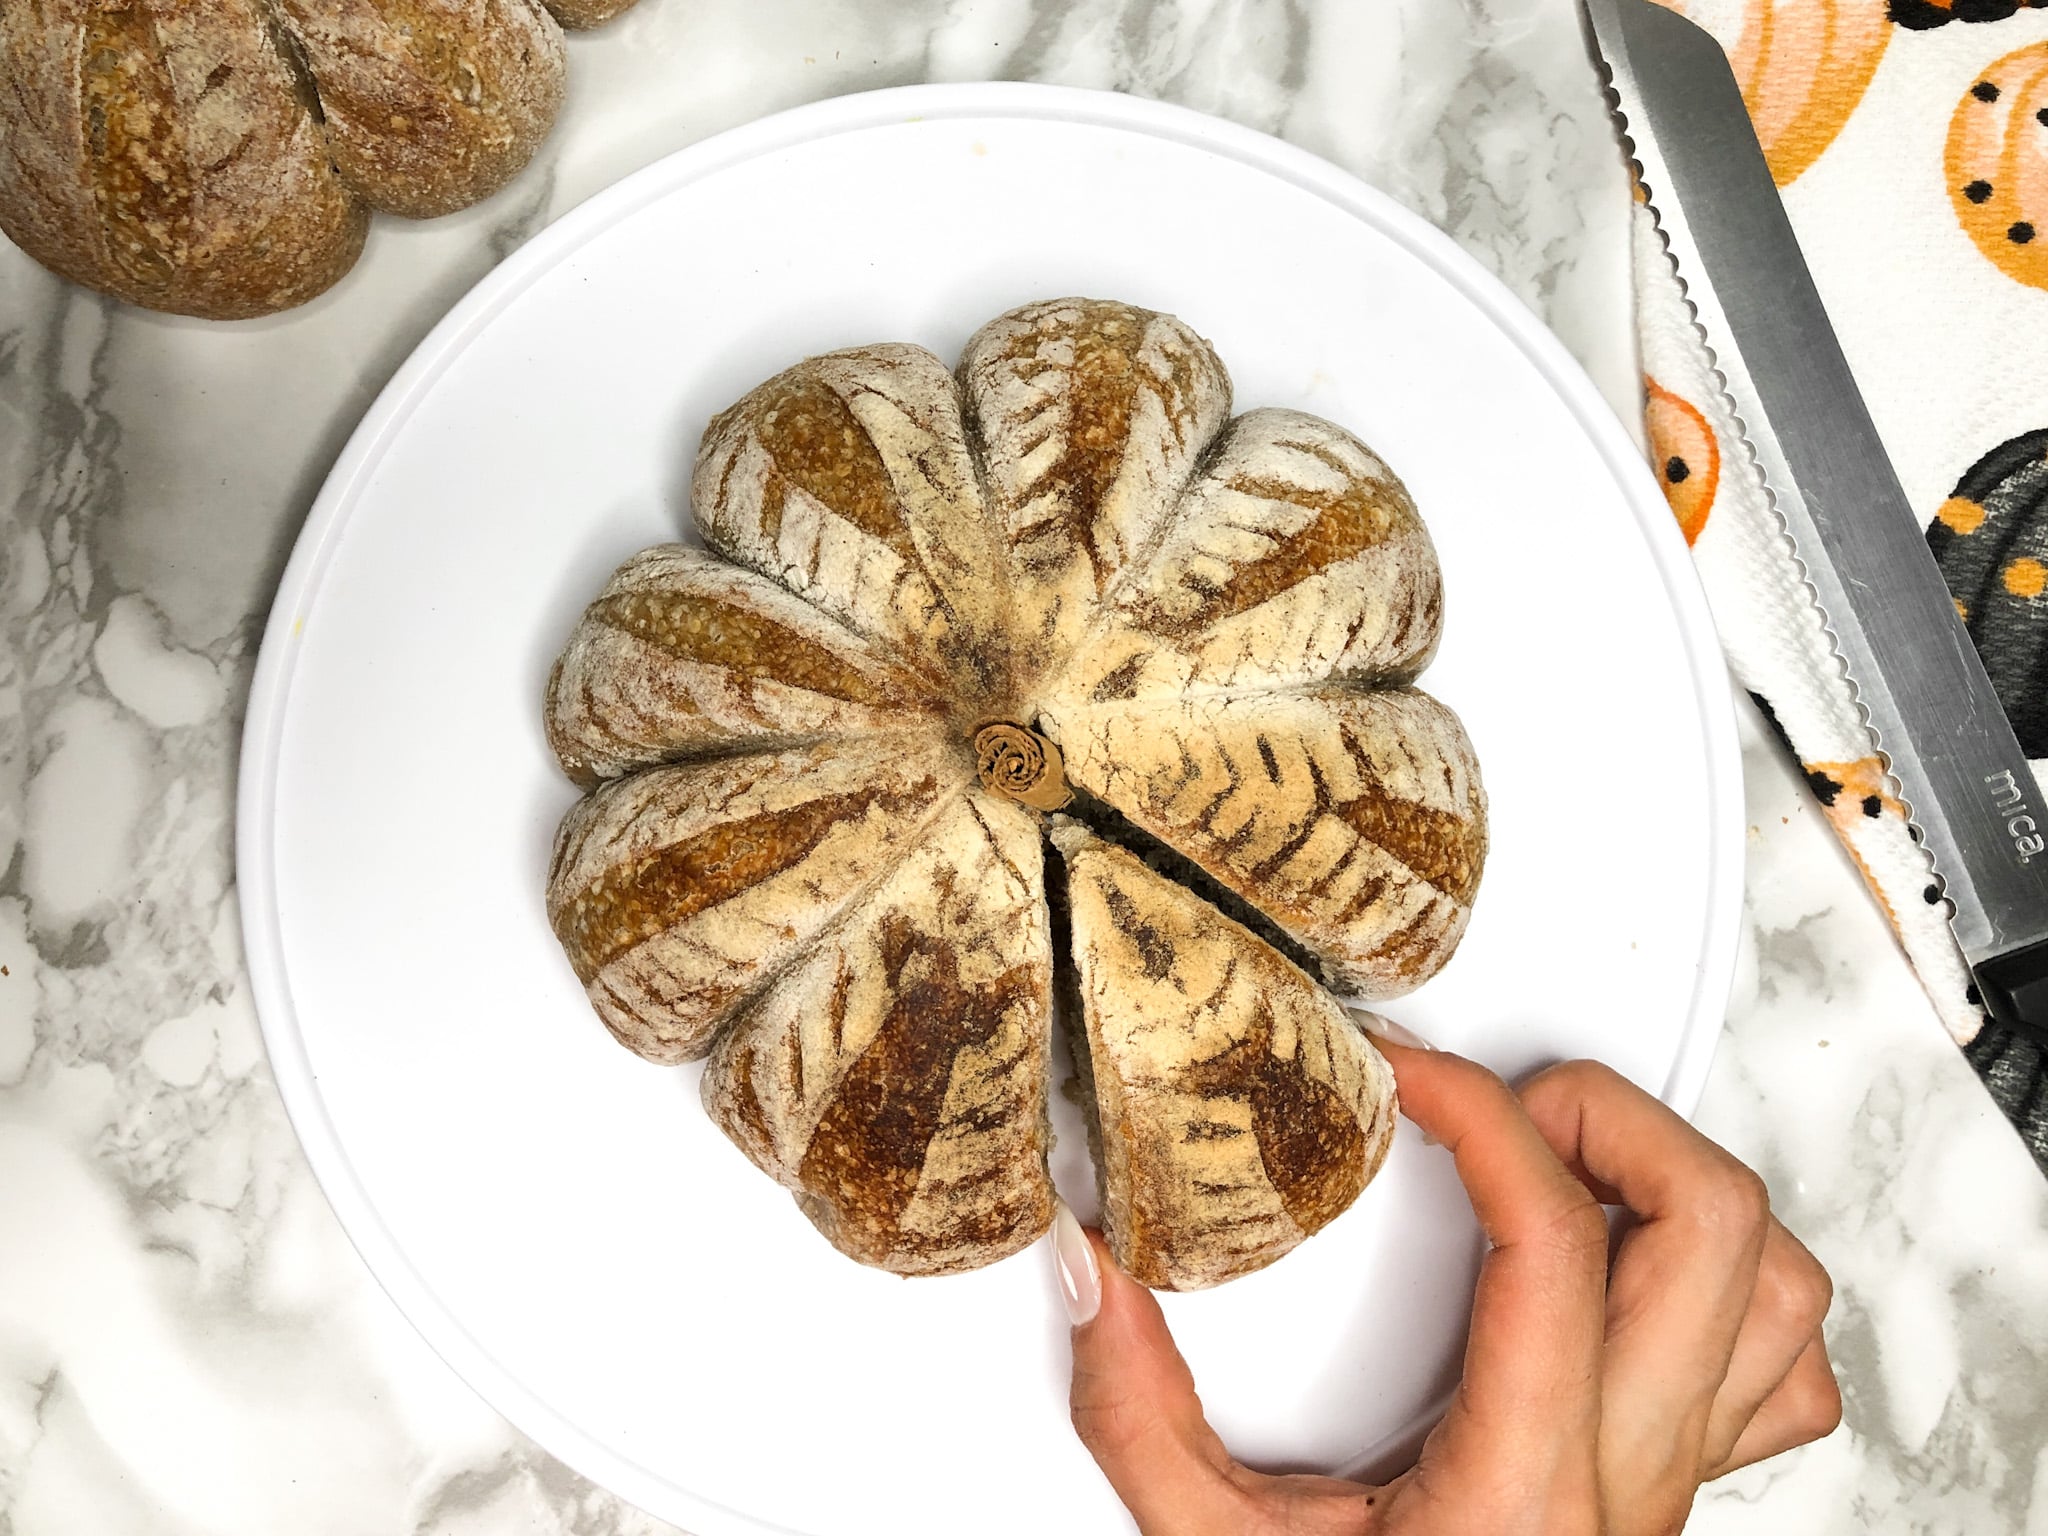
<box><xmin>1581</xmin><ymin>0</ymin><xmax>2048</xmax><ymax>1038</ymax></box>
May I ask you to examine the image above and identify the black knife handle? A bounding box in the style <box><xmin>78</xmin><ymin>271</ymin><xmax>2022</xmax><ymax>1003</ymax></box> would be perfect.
<box><xmin>1981</xmin><ymin>939</ymin><xmax>2048</xmax><ymax>1045</ymax></box>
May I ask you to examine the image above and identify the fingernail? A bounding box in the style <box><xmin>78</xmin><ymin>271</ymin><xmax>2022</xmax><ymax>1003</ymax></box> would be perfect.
<box><xmin>1350</xmin><ymin>1012</ymin><xmax>1441</xmax><ymax>1143</ymax></box>
<box><xmin>1353</xmin><ymin>1010</ymin><xmax>1437</xmax><ymax>1052</ymax></box>
<box><xmin>1052</xmin><ymin>1200</ymin><xmax>1101</xmax><ymax>1328</ymax></box>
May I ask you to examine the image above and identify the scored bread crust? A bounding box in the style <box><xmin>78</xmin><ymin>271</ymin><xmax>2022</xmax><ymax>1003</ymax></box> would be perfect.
<box><xmin>544</xmin><ymin>737</ymin><xmax>957</xmax><ymax>1063</ymax></box>
<box><xmin>543</xmin><ymin>298</ymin><xmax>1485</xmax><ymax>1281</ymax></box>
<box><xmin>271</xmin><ymin>0</ymin><xmax>566</xmax><ymax>218</ymax></box>
<box><xmin>1050</xmin><ymin>406</ymin><xmax>1445</xmax><ymax>710</ymax></box>
<box><xmin>959</xmin><ymin>297</ymin><xmax>1234</xmax><ymax>694</ymax></box>
<box><xmin>701</xmin><ymin>791</ymin><xmax>1055</xmax><ymax>1275</ymax></box>
<box><xmin>0</xmin><ymin>0</ymin><xmax>369</xmax><ymax>319</ymax></box>
<box><xmin>694</xmin><ymin>343</ymin><xmax>1015</xmax><ymax>709</ymax></box>
<box><xmin>1048</xmin><ymin>684</ymin><xmax>1487</xmax><ymax>1000</ymax></box>
<box><xmin>543</xmin><ymin>544</ymin><xmax>947</xmax><ymax>787</ymax></box>
<box><xmin>1053</xmin><ymin>821</ymin><xmax>1398</xmax><ymax>1290</ymax></box>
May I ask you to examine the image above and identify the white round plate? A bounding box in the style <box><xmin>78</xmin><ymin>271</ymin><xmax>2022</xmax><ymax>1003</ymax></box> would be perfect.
<box><xmin>240</xmin><ymin>83</ymin><xmax>1740</xmax><ymax>1536</ymax></box>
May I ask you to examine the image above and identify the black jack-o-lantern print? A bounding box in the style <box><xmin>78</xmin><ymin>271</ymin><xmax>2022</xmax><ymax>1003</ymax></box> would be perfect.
<box><xmin>1889</xmin><ymin>0</ymin><xmax>2046</xmax><ymax>28</ymax></box>
<box><xmin>1927</xmin><ymin>428</ymin><xmax>2048</xmax><ymax>757</ymax></box>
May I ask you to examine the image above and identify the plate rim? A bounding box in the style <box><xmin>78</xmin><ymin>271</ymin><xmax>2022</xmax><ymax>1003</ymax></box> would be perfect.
<box><xmin>237</xmin><ymin>79</ymin><xmax>1742</xmax><ymax>1536</ymax></box>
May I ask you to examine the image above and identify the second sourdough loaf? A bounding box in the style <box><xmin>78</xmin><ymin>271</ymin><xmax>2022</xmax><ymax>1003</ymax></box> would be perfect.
<box><xmin>0</xmin><ymin>0</ymin><xmax>633</xmax><ymax>319</ymax></box>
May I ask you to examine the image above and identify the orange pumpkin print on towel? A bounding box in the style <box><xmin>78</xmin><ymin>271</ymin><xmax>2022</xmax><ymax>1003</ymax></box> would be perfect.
<box><xmin>1927</xmin><ymin>429</ymin><xmax>2048</xmax><ymax>756</ymax></box>
<box><xmin>1948</xmin><ymin>42</ymin><xmax>2048</xmax><ymax>290</ymax></box>
<box><xmin>1645</xmin><ymin>380</ymin><xmax>1720</xmax><ymax>545</ymax></box>
<box><xmin>1804</xmin><ymin>756</ymin><xmax>1911</xmax><ymax>921</ymax></box>
<box><xmin>1652</xmin><ymin>0</ymin><xmax>1891</xmax><ymax>185</ymax></box>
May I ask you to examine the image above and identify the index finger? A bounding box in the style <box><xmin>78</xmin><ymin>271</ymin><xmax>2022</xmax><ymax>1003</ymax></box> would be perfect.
<box><xmin>1372</xmin><ymin>1038</ymin><xmax>1607</xmax><ymax>1491</ymax></box>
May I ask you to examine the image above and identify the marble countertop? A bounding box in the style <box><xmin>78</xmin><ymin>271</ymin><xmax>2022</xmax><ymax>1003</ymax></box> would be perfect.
<box><xmin>3</xmin><ymin>1</ymin><xmax>2045</xmax><ymax>1531</ymax></box>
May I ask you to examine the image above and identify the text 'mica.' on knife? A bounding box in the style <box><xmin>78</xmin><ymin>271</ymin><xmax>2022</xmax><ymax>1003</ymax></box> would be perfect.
<box><xmin>1580</xmin><ymin>0</ymin><xmax>2048</xmax><ymax>1038</ymax></box>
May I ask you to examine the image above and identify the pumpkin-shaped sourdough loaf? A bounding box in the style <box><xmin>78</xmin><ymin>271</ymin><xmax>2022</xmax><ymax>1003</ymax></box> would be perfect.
<box><xmin>0</xmin><ymin>0</ymin><xmax>641</xmax><ymax>320</ymax></box>
<box><xmin>543</xmin><ymin>298</ymin><xmax>1487</xmax><ymax>1287</ymax></box>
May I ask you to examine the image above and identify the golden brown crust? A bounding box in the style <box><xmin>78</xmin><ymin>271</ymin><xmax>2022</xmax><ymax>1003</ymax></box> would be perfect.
<box><xmin>960</xmin><ymin>299</ymin><xmax>1233</xmax><ymax>691</ymax></box>
<box><xmin>541</xmin><ymin>298</ymin><xmax>1484</xmax><ymax>1284</ymax></box>
<box><xmin>1054</xmin><ymin>408</ymin><xmax>1444</xmax><ymax>709</ymax></box>
<box><xmin>543</xmin><ymin>544</ymin><xmax>946</xmax><ymax>785</ymax></box>
<box><xmin>1054</xmin><ymin>821</ymin><xmax>1397</xmax><ymax>1290</ymax></box>
<box><xmin>701</xmin><ymin>791</ymin><xmax>1054</xmax><ymax>1275</ymax></box>
<box><xmin>693</xmin><ymin>344</ymin><xmax>1013</xmax><ymax>712</ymax></box>
<box><xmin>0</xmin><ymin>0</ymin><xmax>591</xmax><ymax>316</ymax></box>
<box><xmin>544</xmin><ymin>738</ymin><xmax>957</xmax><ymax>1062</ymax></box>
<box><xmin>0</xmin><ymin>0</ymin><xmax>367</xmax><ymax>320</ymax></box>
<box><xmin>271</xmin><ymin>0</ymin><xmax>565</xmax><ymax>218</ymax></box>
<box><xmin>1046</xmin><ymin>684</ymin><xmax>1488</xmax><ymax>999</ymax></box>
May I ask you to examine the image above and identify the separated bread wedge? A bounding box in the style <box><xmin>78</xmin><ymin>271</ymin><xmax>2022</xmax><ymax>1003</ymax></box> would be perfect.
<box><xmin>1054</xmin><ymin>820</ymin><xmax>1398</xmax><ymax>1290</ymax></box>
<box><xmin>702</xmin><ymin>790</ymin><xmax>1054</xmax><ymax>1274</ymax></box>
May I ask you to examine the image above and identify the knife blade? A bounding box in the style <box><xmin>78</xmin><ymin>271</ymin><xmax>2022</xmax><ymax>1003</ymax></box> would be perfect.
<box><xmin>1581</xmin><ymin>0</ymin><xmax>2048</xmax><ymax>1038</ymax></box>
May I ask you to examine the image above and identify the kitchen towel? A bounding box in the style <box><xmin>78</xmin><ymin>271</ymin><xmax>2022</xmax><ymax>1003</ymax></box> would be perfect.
<box><xmin>1630</xmin><ymin>0</ymin><xmax>2048</xmax><ymax>1167</ymax></box>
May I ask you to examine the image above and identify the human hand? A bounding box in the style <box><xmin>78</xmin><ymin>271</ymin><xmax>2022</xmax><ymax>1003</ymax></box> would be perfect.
<box><xmin>1050</xmin><ymin>1037</ymin><xmax>1841</xmax><ymax>1535</ymax></box>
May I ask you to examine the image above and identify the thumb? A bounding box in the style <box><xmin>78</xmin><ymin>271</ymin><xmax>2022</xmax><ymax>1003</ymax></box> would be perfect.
<box><xmin>1054</xmin><ymin>1203</ymin><xmax>1247</xmax><ymax>1534</ymax></box>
